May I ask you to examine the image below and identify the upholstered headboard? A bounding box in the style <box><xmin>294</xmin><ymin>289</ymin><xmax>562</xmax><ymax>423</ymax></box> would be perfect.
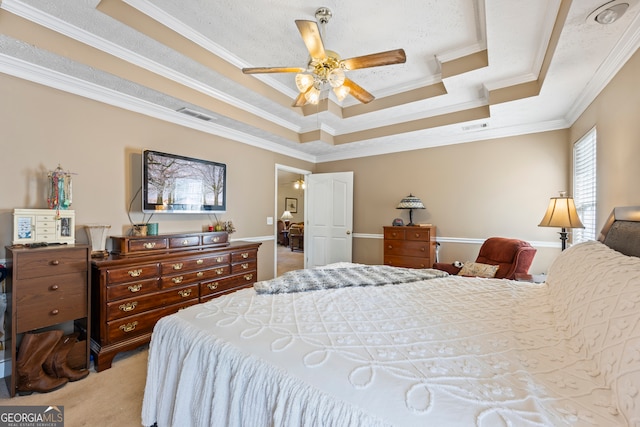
<box><xmin>598</xmin><ymin>206</ymin><xmax>640</xmax><ymax>257</ymax></box>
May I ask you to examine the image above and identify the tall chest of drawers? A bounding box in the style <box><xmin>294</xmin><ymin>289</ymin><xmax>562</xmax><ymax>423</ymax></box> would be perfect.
<box><xmin>91</xmin><ymin>232</ymin><xmax>260</xmax><ymax>371</ymax></box>
<box><xmin>4</xmin><ymin>245</ymin><xmax>91</xmax><ymax>397</ymax></box>
<box><xmin>383</xmin><ymin>226</ymin><xmax>437</xmax><ymax>269</ymax></box>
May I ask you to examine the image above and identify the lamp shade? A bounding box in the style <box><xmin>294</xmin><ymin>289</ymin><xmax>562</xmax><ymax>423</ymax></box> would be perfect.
<box><xmin>396</xmin><ymin>194</ymin><xmax>426</xmax><ymax>210</ymax></box>
<box><xmin>396</xmin><ymin>194</ymin><xmax>425</xmax><ymax>226</ymax></box>
<box><xmin>538</xmin><ymin>195</ymin><xmax>584</xmax><ymax>229</ymax></box>
<box><xmin>281</xmin><ymin>210</ymin><xmax>293</xmax><ymax>220</ymax></box>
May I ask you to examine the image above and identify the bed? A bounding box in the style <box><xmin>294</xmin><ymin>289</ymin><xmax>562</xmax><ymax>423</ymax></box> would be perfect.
<box><xmin>141</xmin><ymin>207</ymin><xmax>640</xmax><ymax>426</ymax></box>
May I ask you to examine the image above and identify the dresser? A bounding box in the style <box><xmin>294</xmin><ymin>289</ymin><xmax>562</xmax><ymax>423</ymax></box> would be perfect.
<box><xmin>383</xmin><ymin>226</ymin><xmax>437</xmax><ymax>269</ymax></box>
<box><xmin>4</xmin><ymin>245</ymin><xmax>91</xmax><ymax>397</ymax></box>
<box><xmin>90</xmin><ymin>232</ymin><xmax>260</xmax><ymax>371</ymax></box>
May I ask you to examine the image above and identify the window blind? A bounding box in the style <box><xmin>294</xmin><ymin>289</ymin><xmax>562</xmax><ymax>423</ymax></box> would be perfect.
<box><xmin>573</xmin><ymin>128</ymin><xmax>597</xmax><ymax>243</ymax></box>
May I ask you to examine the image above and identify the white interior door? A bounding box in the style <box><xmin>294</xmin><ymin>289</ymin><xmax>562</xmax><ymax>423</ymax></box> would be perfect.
<box><xmin>306</xmin><ymin>172</ymin><xmax>354</xmax><ymax>268</ymax></box>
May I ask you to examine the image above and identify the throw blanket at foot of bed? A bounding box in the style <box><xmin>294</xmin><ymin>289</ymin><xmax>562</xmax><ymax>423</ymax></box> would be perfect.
<box><xmin>254</xmin><ymin>265</ymin><xmax>449</xmax><ymax>294</ymax></box>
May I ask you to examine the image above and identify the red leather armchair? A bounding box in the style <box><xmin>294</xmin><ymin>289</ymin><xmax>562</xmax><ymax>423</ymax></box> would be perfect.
<box><xmin>433</xmin><ymin>237</ymin><xmax>536</xmax><ymax>280</ymax></box>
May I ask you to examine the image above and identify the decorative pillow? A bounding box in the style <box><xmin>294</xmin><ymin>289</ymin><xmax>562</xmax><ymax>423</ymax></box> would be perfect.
<box><xmin>457</xmin><ymin>262</ymin><xmax>499</xmax><ymax>278</ymax></box>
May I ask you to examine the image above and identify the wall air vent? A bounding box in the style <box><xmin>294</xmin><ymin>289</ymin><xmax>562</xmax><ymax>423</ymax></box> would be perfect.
<box><xmin>176</xmin><ymin>107</ymin><xmax>215</xmax><ymax>121</ymax></box>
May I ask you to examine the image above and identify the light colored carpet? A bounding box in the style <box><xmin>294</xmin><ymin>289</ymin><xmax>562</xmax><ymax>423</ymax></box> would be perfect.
<box><xmin>277</xmin><ymin>244</ymin><xmax>304</xmax><ymax>276</ymax></box>
<box><xmin>0</xmin><ymin>346</ymin><xmax>148</xmax><ymax>426</ymax></box>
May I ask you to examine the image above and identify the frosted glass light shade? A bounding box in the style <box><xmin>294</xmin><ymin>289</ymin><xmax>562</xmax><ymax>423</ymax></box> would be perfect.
<box><xmin>333</xmin><ymin>85</ymin><xmax>350</xmax><ymax>101</ymax></box>
<box><xmin>295</xmin><ymin>74</ymin><xmax>314</xmax><ymax>92</ymax></box>
<box><xmin>305</xmin><ymin>86</ymin><xmax>321</xmax><ymax>104</ymax></box>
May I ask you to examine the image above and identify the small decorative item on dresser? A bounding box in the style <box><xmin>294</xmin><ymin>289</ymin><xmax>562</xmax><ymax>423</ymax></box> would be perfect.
<box><xmin>85</xmin><ymin>224</ymin><xmax>111</xmax><ymax>258</ymax></box>
<box><xmin>47</xmin><ymin>164</ymin><xmax>74</xmax><ymax>211</ymax></box>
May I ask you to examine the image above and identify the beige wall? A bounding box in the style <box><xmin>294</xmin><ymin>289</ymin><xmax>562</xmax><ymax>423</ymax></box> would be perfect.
<box><xmin>318</xmin><ymin>131</ymin><xmax>569</xmax><ymax>274</ymax></box>
<box><xmin>2</xmin><ymin>48</ymin><xmax>639</xmax><ymax>277</ymax></box>
<box><xmin>570</xmin><ymin>48</ymin><xmax>640</xmax><ymax>230</ymax></box>
<box><xmin>0</xmin><ymin>74</ymin><xmax>315</xmax><ymax>279</ymax></box>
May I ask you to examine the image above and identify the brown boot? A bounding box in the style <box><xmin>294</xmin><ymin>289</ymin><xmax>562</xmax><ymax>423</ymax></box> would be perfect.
<box><xmin>16</xmin><ymin>330</ymin><xmax>69</xmax><ymax>395</ymax></box>
<box><xmin>43</xmin><ymin>332</ymin><xmax>89</xmax><ymax>382</ymax></box>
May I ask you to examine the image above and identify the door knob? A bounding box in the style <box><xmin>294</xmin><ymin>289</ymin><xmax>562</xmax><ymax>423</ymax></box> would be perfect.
<box><xmin>346</xmin><ymin>230</ymin><xmax>351</xmax><ymax>235</ymax></box>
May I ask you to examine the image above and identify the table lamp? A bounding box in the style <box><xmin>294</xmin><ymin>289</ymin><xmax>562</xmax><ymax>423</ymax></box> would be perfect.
<box><xmin>538</xmin><ymin>191</ymin><xmax>584</xmax><ymax>250</ymax></box>
<box><xmin>281</xmin><ymin>210</ymin><xmax>293</xmax><ymax>229</ymax></box>
<box><xmin>396</xmin><ymin>194</ymin><xmax>425</xmax><ymax>226</ymax></box>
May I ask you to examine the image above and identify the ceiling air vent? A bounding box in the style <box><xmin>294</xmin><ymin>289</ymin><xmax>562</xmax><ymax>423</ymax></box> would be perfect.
<box><xmin>462</xmin><ymin>122</ymin><xmax>488</xmax><ymax>131</ymax></box>
<box><xmin>176</xmin><ymin>107</ymin><xmax>214</xmax><ymax>121</ymax></box>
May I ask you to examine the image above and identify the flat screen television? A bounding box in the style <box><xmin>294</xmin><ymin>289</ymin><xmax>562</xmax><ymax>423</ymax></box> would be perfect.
<box><xmin>142</xmin><ymin>149</ymin><xmax>226</xmax><ymax>213</ymax></box>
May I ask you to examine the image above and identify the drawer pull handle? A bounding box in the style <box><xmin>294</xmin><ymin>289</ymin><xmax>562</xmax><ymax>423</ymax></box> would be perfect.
<box><xmin>172</xmin><ymin>276</ymin><xmax>184</xmax><ymax>284</ymax></box>
<box><xmin>119</xmin><ymin>322</ymin><xmax>138</xmax><ymax>333</ymax></box>
<box><xmin>51</xmin><ymin>260</ymin><xmax>60</xmax><ymax>266</ymax></box>
<box><xmin>207</xmin><ymin>283</ymin><xmax>219</xmax><ymax>290</ymax></box>
<box><xmin>51</xmin><ymin>309</ymin><xmax>59</xmax><ymax>315</ymax></box>
<box><xmin>244</xmin><ymin>274</ymin><xmax>253</xmax><ymax>281</ymax></box>
<box><xmin>172</xmin><ymin>263</ymin><xmax>184</xmax><ymax>270</ymax></box>
<box><xmin>421</xmin><ymin>247</ymin><xmax>426</xmax><ymax>252</ymax></box>
<box><xmin>241</xmin><ymin>252</ymin><xmax>249</xmax><ymax>259</ymax></box>
<box><xmin>213</xmin><ymin>236</ymin><xmax>220</xmax><ymax>242</ymax></box>
<box><xmin>182</xmin><ymin>239</ymin><xmax>189</xmax><ymax>245</ymax></box>
<box><xmin>50</xmin><ymin>284</ymin><xmax>59</xmax><ymax>291</ymax></box>
<box><xmin>388</xmin><ymin>245</ymin><xmax>393</xmax><ymax>249</ymax></box>
<box><xmin>196</xmin><ymin>259</ymin><xmax>204</xmax><ymax>265</ymax></box>
<box><xmin>128</xmin><ymin>284</ymin><xmax>142</xmax><ymax>293</ymax></box>
<box><xmin>197</xmin><ymin>271</ymin><xmax>204</xmax><ymax>277</ymax></box>
<box><xmin>215</xmin><ymin>268</ymin><xmax>224</xmax><ymax>275</ymax></box>
<box><xmin>128</xmin><ymin>269</ymin><xmax>142</xmax><ymax>277</ymax></box>
<box><xmin>241</xmin><ymin>263</ymin><xmax>249</xmax><ymax>269</ymax></box>
<box><xmin>178</xmin><ymin>289</ymin><xmax>192</xmax><ymax>298</ymax></box>
<box><xmin>119</xmin><ymin>301</ymin><xmax>138</xmax><ymax>312</ymax></box>
<box><xmin>216</xmin><ymin>257</ymin><xmax>223</xmax><ymax>263</ymax></box>
<box><xmin>144</xmin><ymin>242</ymin><xmax>156</xmax><ymax>249</ymax></box>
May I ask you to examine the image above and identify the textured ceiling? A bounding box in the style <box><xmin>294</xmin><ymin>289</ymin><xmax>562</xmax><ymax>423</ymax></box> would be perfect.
<box><xmin>1</xmin><ymin>0</ymin><xmax>639</xmax><ymax>162</ymax></box>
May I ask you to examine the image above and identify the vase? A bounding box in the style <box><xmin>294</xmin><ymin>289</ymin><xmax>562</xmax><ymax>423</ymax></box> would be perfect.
<box><xmin>85</xmin><ymin>224</ymin><xmax>111</xmax><ymax>257</ymax></box>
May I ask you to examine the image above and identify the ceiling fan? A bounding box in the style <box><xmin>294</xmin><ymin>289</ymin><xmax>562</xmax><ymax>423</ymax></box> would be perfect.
<box><xmin>242</xmin><ymin>7</ymin><xmax>406</xmax><ymax>107</ymax></box>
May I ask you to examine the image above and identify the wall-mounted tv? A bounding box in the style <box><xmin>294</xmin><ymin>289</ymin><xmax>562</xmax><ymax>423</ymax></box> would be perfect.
<box><xmin>142</xmin><ymin>149</ymin><xmax>226</xmax><ymax>213</ymax></box>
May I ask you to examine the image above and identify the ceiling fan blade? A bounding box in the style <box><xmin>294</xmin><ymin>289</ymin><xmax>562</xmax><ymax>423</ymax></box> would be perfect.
<box><xmin>343</xmin><ymin>78</ymin><xmax>375</xmax><ymax>104</ymax></box>
<box><xmin>295</xmin><ymin>20</ymin><xmax>326</xmax><ymax>59</ymax></box>
<box><xmin>242</xmin><ymin>67</ymin><xmax>306</xmax><ymax>74</ymax></box>
<box><xmin>292</xmin><ymin>92</ymin><xmax>308</xmax><ymax>107</ymax></box>
<box><xmin>341</xmin><ymin>49</ymin><xmax>406</xmax><ymax>70</ymax></box>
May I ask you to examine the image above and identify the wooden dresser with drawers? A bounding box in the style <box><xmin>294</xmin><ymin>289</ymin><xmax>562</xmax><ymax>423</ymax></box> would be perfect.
<box><xmin>90</xmin><ymin>231</ymin><xmax>260</xmax><ymax>371</ymax></box>
<box><xmin>383</xmin><ymin>226</ymin><xmax>437</xmax><ymax>269</ymax></box>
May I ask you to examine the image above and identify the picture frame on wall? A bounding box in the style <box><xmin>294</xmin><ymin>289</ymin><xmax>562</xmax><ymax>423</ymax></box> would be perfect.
<box><xmin>285</xmin><ymin>197</ymin><xmax>298</xmax><ymax>213</ymax></box>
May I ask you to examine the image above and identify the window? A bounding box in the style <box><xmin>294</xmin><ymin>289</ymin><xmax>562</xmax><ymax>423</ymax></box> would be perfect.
<box><xmin>573</xmin><ymin>128</ymin><xmax>597</xmax><ymax>243</ymax></box>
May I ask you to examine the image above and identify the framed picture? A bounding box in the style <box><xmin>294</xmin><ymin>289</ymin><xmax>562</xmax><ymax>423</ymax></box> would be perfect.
<box><xmin>285</xmin><ymin>197</ymin><xmax>298</xmax><ymax>213</ymax></box>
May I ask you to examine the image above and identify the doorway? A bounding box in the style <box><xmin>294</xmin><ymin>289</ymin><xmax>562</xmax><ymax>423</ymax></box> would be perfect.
<box><xmin>275</xmin><ymin>164</ymin><xmax>310</xmax><ymax>276</ymax></box>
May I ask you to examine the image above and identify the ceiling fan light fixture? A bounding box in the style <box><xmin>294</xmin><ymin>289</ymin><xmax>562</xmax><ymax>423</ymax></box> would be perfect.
<box><xmin>295</xmin><ymin>73</ymin><xmax>314</xmax><ymax>92</ymax></box>
<box><xmin>333</xmin><ymin>85</ymin><xmax>350</xmax><ymax>102</ymax></box>
<box><xmin>327</xmin><ymin>68</ymin><xmax>345</xmax><ymax>88</ymax></box>
<box><xmin>305</xmin><ymin>84</ymin><xmax>321</xmax><ymax>104</ymax></box>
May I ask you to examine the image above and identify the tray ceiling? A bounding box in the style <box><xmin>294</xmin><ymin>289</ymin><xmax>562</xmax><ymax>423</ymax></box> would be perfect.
<box><xmin>1</xmin><ymin>0</ymin><xmax>639</xmax><ymax>162</ymax></box>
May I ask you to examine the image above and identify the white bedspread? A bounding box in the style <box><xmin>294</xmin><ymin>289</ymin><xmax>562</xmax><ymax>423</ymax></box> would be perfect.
<box><xmin>142</xmin><ymin>242</ymin><xmax>638</xmax><ymax>426</ymax></box>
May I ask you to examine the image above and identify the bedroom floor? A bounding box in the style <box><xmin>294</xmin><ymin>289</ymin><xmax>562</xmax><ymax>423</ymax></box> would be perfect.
<box><xmin>0</xmin><ymin>345</ymin><xmax>148</xmax><ymax>426</ymax></box>
<box><xmin>277</xmin><ymin>244</ymin><xmax>304</xmax><ymax>276</ymax></box>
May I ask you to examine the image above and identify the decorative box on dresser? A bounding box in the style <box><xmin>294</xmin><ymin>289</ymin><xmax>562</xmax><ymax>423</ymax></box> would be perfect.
<box><xmin>4</xmin><ymin>244</ymin><xmax>91</xmax><ymax>397</ymax></box>
<box><xmin>383</xmin><ymin>226</ymin><xmax>437</xmax><ymax>269</ymax></box>
<box><xmin>90</xmin><ymin>231</ymin><xmax>260</xmax><ymax>371</ymax></box>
